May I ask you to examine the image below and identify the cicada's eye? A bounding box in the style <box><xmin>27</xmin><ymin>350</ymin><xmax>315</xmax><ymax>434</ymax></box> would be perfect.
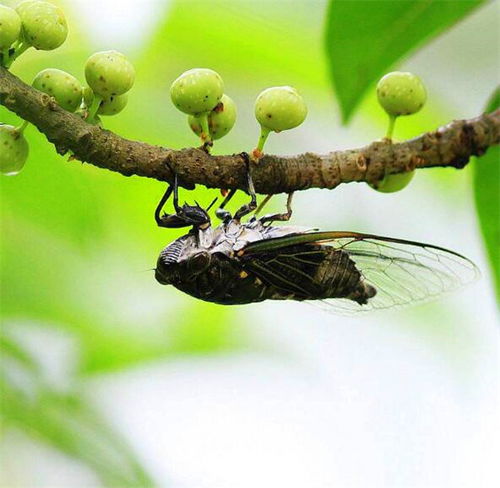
<box><xmin>155</xmin><ymin>256</ymin><xmax>173</xmax><ymax>285</ymax></box>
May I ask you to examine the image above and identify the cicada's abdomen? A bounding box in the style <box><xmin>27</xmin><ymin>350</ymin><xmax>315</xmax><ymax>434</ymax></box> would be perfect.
<box><xmin>240</xmin><ymin>243</ymin><xmax>376</xmax><ymax>304</ymax></box>
<box><xmin>316</xmin><ymin>249</ymin><xmax>376</xmax><ymax>304</ymax></box>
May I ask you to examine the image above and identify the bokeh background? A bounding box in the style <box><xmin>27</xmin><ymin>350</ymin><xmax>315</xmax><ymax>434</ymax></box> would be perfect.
<box><xmin>1</xmin><ymin>1</ymin><xmax>499</xmax><ymax>487</ymax></box>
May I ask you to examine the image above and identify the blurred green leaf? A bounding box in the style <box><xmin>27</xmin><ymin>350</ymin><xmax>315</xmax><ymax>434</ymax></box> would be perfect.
<box><xmin>2</xmin><ymin>385</ymin><xmax>156</xmax><ymax>487</ymax></box>
<box><xmin>325</xmin><ymin>0</ymin><xmax>485</xmax><ymax>123</ymax></box>
<box><xmin>1</xmin><ymin>337</ymin><xmax>156</xmax><ymax>487</ymax></box>
<box><xmin>0</xmin><ymin>333</ymin><xmax>39</xmax><ymax>374</ymax></box>
<box><xmin>474</xmin><ymin>87</ymin><xmax>500</xmax><ymax>304</ymax></box>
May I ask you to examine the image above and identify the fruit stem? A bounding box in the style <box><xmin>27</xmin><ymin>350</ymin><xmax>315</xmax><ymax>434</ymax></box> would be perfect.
<box><xmin>87</xmin><ymin>95</ymin><xmax>103</xmax><ymax>124</ymax></box>
<box><xmin>386</xmin><ymin>114</ymin><xmax>397</xmax><ymax>140</ymax></box>
<box><xmin>252</xmin><ymin>126</ymin><xmax>271</xmax><ymax>160</ymax></box>
<box><xmin>1</xmin><ymin>48</ymin><xmax>10</xmax><ymax>68</ymax></box>
<box><xmin>5</xmin><ymin>41</ymin><xmax>30</xmax><ymax>69</ymax></box>
<box><xmin>16</xmin><ymin>120</ymin><xmax>30</xmax><ymax>134</ymax></box>
<box><xmin>197</xmin><ymin>112</ymin><xmax>212</xmax><ymax>146</ymax></box>
<box><xmin>257</xmin><ymin>126</ymin><xmax>271</xmax><ymax>152</ymax></box>
<box><xmin>81</xmin><ymin>88</ymin><xmax>91</xmax><ymax>111</ymax></box>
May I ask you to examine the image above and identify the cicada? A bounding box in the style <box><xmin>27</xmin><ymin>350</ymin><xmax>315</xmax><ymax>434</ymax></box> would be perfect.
<box><xmin>154</xmin><ymin>168</ymin><xmax>478</xmax><ymax>314</ymax></box>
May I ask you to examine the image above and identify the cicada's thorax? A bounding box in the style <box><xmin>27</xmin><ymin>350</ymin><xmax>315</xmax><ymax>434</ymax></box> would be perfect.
<box><xmin>155</xmin><ymin>222</ymin><xmax>268</xmax><ymax>304</ymax></box>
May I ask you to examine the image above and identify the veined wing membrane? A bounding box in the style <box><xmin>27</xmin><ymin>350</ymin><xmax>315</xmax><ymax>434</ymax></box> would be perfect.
<box><xmin>243</xmin><ymin>231</ymin><xmax>479</xmax><ymax>313</ymax></box>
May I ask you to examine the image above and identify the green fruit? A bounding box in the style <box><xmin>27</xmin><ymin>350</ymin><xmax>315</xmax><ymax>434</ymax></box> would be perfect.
<box><xmin>32</xmin><ymin>68</ymin><xmax>82</xmax><ymax>112</ymax></box>
<box><xmin>97</xmin><ymin>93</ymin><xmax>128</xmax><ymax>116</ymax></box>
<box><xmin>85</xmin><ymin>50</ymin><xmax>135</xmax><ymax>97</ymax></box>
<box><xmin>0</xmin><ymin>124</ymin><xmax>29</xmax><ymax>176</ymax></box>
<box><xmin>377</xmin><ymin>72</ymin><xmax>426</xmax><ymax>116</ymax></box>
<box><xmin>370</xmin><ymin>170</ymin><xmax>415</xmax><ymax>193</ymax></box>
<box><xmin>170</xmin><ymin>68</ymin><xmax>224</xmax><ymax>115</ymax></box>
<box><xmin>255</xmin><ymin>86</ymin><xmax>307</xmax><ymax>132</ymax></box>
<box><xmin>188</xmin><ymin>94</ymin><xmax>236</xmax><ymax>140</ymax></box>
<box><xmin>17</xmin><ymin>0</ymin><xmax>68</xmax><ymax>51</ymax></box>
<box><xmin>16</xmin><ymin>1</ymin><xmax>41</xmax><ymax>15</ymax></box>
<box><xmin>0</xmin><ymin>5</ymin><xmax>22</xmax><ymax>50</ymax></box>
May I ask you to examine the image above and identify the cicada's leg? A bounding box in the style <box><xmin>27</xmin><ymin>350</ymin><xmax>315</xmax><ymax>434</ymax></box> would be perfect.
<box><xmin>205</xmin><ymin>196</ymin><xmax>219</xmax><ymax>213</ymax></box>
<box><xmin>172</xmin><ymin>174</ymin><xmax>181</xmax><ymax>213</ymax></box>
<box><xmin>155</xmin><ymin>175</ymin><xmax>185</xmax><ymax>228</ymax></box>
<box><xmin>254</xmin><ymin>194</ymin><xmax>273</xmax><ymax>217</ymax></box>
<box><xmin>215</xmin><ymin>188</ymin><xmax>237</xmax><ymax>223</ymax></box>
<box><xmin>155</xmin><ymin>185</ymin><xmax>174</xmax><ymax>227</ymax></box>
<box><xmin>234</xmin><ymin>154</ymin><xmax>257</xmax><ymax>221</ymax></box>
<box><xmin>259</xmin><ymin>192</ymin><xmax>294</xmax><ymax>224</ymax></box>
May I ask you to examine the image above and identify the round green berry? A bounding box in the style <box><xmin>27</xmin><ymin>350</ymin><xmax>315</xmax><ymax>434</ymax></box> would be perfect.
<box><xmin>32</xmin><ymin>68</ymin><xmax>82</xmax><ymax>112</ymax></box>
<box><xmin>15</xmin><ymin>0</ymin><xmax>41</xmax><ymax>15</ymax></box>
<box><xmin>97</xmin><ymin>93</ymin><xmax>128</xmax><ymax>116</ymax></box>
<box><xmin>188</xmin><ymin>94</ymin><xmax>236</xmax><ymax>140</ymax></box>
<box><xmin>170</xmin><ymin>68</ymin><xmax>224</xmax><ymax>115</ymax></box>
<box><xmin>17</xmin><ymin>0</ymin><xmax>67</xmax><ymax>51</ymax></box>
<box><xmin>0</xmin><ymin>124</ymin><xmax>29</xmax><ymax>176</ymax></box>
<box><xmin>85</xmin><ymin>50</ymin><xmax>135</xmax><ymax>97</ymax></box>
<box><xmin>255</xmin><ymin>86</ymin><xmax>307</xmax><ymax>132</ymax></box>
<box><xmin>0</xmin><ymin>5</ymin><xmax>21</xmax><ymax>50</ymax></box>
<box><xmin>377</xmin><ymin>72</ymin><xmax>426</xmax><ymax>117</ymax></box>
<box><xmin>370</xmin><ymin>170</ymin><xmax>415</xmax><ymax>193</ymax></box>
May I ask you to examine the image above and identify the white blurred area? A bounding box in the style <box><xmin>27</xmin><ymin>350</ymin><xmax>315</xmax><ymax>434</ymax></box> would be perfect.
<box><xmin>2</xmin><ymin>1</ymin><xmax>499</xmax><ymax>487</ymax></box>
<box><xmin>70</xmin><ymin>0</ymin><xmax>170</xmax><ymax>50</ymax></box>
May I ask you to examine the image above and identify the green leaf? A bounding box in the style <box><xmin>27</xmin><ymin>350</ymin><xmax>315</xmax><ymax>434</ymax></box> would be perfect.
<box><xmin>474</xmin><ymin>88</ymin><xmax>500</xmax><ymax>304</ymax></box>
<box><xmin>1</xmin><ymin>339</ymin><xmax>157</xmax><ymax>488</ymax></box>
<box><xmin>325</xmin><ymin>0</ymin><xmax>485</xmax><ymax>123</ymax></box>
<box><xmin>0</xmin><ymin>333</ymin><xmax>39</xmax><ymax>374</ymax></box>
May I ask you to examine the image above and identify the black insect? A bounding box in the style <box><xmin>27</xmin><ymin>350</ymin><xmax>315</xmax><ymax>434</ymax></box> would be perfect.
<box><xmin>154</xmin><ymin>162</ymin><xmax>478</xmax><ymax>313</ymax></box>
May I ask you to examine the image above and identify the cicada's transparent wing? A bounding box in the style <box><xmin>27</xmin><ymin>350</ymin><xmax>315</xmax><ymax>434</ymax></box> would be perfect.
<box><xmin>243</xmin><ymin>231</ymin><xmax>479</xmax><ymax>314</ymax></box>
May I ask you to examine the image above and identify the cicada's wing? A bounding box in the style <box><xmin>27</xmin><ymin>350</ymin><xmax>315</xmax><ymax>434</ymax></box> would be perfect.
<box><xmin>242</xmin><ymin>231</ymin><xmax>479</xmax><ymax>314</ymax></box>
<box><xmin>240</xmin><ymin>240</ymin><xmax>332</xmax><ymax>297</ymax></box>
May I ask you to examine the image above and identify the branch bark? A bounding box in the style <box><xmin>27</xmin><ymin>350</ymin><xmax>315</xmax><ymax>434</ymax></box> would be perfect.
<box><xmin>1</xmin><ymin>66</ymin><xmax>499</xmax><ymax>194</ymax></box>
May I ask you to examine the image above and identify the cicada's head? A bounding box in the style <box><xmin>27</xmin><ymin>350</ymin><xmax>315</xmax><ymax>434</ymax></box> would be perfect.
<box><xmin>155</xmin><ymin>241</ymin><xmax>212</xmax><ymax>286</ymax></box>
<box><xmin>155</xmin><ymin>197</ymin><xmax>218</xmax><ymax>287</ymax></box>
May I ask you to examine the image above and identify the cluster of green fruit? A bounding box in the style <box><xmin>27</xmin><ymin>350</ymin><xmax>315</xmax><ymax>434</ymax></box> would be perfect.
<box><xmin>0</xmin><ymin>0</ymin><xmax>67</xmax><ymax>67</ymax></box>
<box><xmin>31</xmin><ymin>50</ymin><xmax>134</xmax><ymax>120</ymax></box>
<box><xmin>169</xmin><ymin>67</ymin><xmax>426</xmax><ymax>195</ymax></box>
<box><xmin>372</xmin><ymin>71</ymin><xmax>427</xmax><ymax>193</ymax></box>
<box><xmin>170</xmin><ymin>68</ymin><xmax>307</xmax><ymax>157</ymax></box>
<box><xmin>1</xmin><ymin>1</ymin><xmax>135</xmax><ymax>176</ymax></box>
<box><xmin>1</xmin><ymin>2</ymin><xmax>426</xmax><ymax>196</ymax></box>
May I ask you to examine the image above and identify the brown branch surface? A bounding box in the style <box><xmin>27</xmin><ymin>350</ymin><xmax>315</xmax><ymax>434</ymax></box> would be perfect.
<box><xmin>1</xmin><ymin>66</ymin><xmax>499</xmax><ymax>194</ymax></box>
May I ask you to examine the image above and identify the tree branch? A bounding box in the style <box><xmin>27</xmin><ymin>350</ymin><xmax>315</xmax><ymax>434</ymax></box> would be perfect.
<box><xmin>1</xmin><ymin>66</ymin><xmax>499</xmax><ymax>194</ymax></box>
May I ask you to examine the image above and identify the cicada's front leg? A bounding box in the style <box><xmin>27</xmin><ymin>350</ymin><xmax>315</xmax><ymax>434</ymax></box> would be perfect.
<box><xmin>155</xmin><ymin>184</ymin><xmax>174</xmax><ymax>228</ymax></box>
<box><xmin>155</xmin><ymin>174</ymin><xmax>184</xmax><ymax>228</ymax></box>
<box><xmin>155</xmin><ymin>175</ymin><xmax>211</xmax><ymax>229</ymax></box>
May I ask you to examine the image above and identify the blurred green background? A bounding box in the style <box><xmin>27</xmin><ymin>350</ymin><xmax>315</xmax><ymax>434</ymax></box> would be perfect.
<box><xmin>1</xmin><ymin>1</ymin><xmax>499</xmax><ymax>487</ymax></box>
